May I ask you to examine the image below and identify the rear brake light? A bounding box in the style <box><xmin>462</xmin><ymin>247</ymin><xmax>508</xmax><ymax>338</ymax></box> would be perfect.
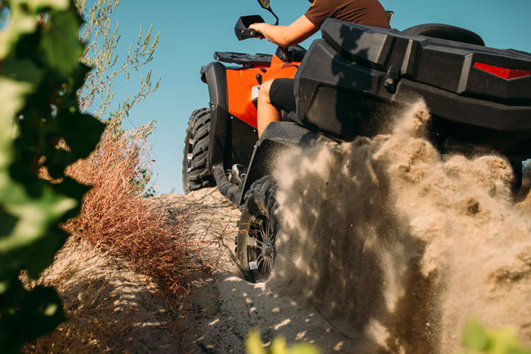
<box><xmin>474</xmin><ymin>62</ymin><xmax>531</xmax><ymax>79</ymax></box>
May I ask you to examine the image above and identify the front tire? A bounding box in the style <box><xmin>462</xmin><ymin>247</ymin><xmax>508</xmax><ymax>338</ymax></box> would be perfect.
<box><xmin>182</xmin><ymin>108</ymin><xmax>215</xmax><ymax>193</ymax></box>
<box><xmin>236</xmin><ymin>176</ymin><xmax>279</xmax><ymax>282</ymax></box>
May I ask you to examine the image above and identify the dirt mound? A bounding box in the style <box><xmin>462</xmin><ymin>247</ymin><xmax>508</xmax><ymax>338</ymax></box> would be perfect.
<box><xmin>270</xmin><ymin>101</ymin><xmax>531</xmax><ymax>353</ymax></box>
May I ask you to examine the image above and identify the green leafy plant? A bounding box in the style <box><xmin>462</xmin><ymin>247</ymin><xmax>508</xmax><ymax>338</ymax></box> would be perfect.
<box><xmin>462</xmin><ymin>320</ymin><xmax>531</xmax><ymax>354</ymax></box>
<box><xmin>246</xmin><ymin>329</ymin><xmax>321</xmax><ymax>354</ymax></box>
<box><xmin>0</xmin><ymin>0</ymin><xmax>104</xmax><ymax>351</ymax></box>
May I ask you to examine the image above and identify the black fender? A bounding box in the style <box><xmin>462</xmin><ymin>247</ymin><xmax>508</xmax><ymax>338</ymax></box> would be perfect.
<box><xmin>201</xmin><ymin>61</ymin><xmax>259</xmax><ymax>205</ymax></box>
<box><xmin>200</xmin><ymin>61</ymin><xmax>229</xmax><ymax>171</ymax></box>
<box><xmin>237</xmin><ymin>121</ymin><xmax>331</xmax><ymax>206</ymax></box>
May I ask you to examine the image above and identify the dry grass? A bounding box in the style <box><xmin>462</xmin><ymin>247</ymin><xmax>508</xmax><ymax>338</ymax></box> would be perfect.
<box><xmin>62</xmin><ymin>121</ymin><xmax>192</xmax><ymax>296</ymax></box>
<box><xmin>26</xmin><ymin>121</ymin><xmax>217</xmax><ymax>352</ymax></box>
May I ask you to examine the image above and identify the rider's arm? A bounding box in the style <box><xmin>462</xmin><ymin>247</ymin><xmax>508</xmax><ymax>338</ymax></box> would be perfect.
<box><xmin>249</xmin><ymin>15</ymin><xmax>318</xmax><ymax>47</ymax></box>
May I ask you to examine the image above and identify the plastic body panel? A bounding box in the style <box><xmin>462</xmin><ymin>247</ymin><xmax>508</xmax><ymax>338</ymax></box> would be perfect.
<box><xmin>200</xmin><ymin>61</ymin><xmax>229</xmax><ymax>172</ymax></box>
<box><xmin>200</xmin><ymin>61</ymin><xmax>258</xmax><ymax>165</ymax></box>
<box><xmin>214</xmin><ymin>51</ymin><xmax>273</xmax><ymax>66</ymax></box>
<box><xmin>226</xmin><ymin>55</ymin><xmax>299</xmax><ymax>127</ymax></box>
<box><xmin>295</xmin><ymin>39</ymin><xmax>399</xmax><ymax>140</ymax></box>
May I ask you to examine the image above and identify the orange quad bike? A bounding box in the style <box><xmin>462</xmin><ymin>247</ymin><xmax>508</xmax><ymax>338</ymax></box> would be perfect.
<box><xmin>184</xmin><ymin>0</ymin><xmax>531</xmax><ymax>282</ymax></box>
<box><xmin>182</xmin><ymin>5</ymin><xmax>309</xmax><ymax>282</ymax></box>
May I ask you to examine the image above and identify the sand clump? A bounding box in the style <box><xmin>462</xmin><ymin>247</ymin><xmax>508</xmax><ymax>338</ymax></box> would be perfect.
<box><xmin>271</xmin><ymin>101</ymin><xmax>531</xmax><ymax>353</ymax></box>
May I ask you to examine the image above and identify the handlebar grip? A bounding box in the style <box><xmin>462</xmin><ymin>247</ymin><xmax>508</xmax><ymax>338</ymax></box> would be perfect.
<box><xmin>236</xmin><ymin>28</ymin><xmax>263</xmax><ymax>40</ymax></box>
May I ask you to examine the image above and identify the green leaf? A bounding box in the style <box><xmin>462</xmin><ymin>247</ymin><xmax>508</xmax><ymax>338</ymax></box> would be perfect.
<box><xmin>0</xmin><ymin>78</ymin><xmax>35</xmax><ymax>133</ymax></box>
<box><xmin>462</xmin><ymin>320</ymin><xmax>531</xmax><ymax>354</ymax></box>
<box><xmin>0</xmin><ymin>0</ymin><xmax>103</xmax><ymax>350</ymax></box>
<box><xmin>31</xmin><ymin>0</ymin><xmax>70</xmax><ymax>11</ymax></box>
<box><xmin>0</xmin><ymin>180</ymin><xmax>77</xmax><ymax>276</ymax></box>
<box><xmin>246</xmin><ymin>329</ymin><xmax>267</xmax><ymax>354</ymax></box>
<box><xmin>40</xmin><ymin>10</ymin><xmax>84</xmax><ymax>76</ymax></box>
<box><xmin>0</xmin><ymin>1</ymin><xmax>39</xmax><ymax>59</ymax></box>
<box><xmin>463</xmin><ymin>319</ymin><xmax>490</xmax><ymax>351</ymax></box>
<box><xmin>271</xmin><ymin>336</ymin><xmax>288</xmax><ymax>354</ymax></box>
<box><xmin>0</xmin><ymin>56</ymin><xmax>43</xmax><ymax>84</ymax></box>
<box><xmin>0</xmin><ymin>206</ymin><xmax>18</xmax><ymax>237</ymax></box>
<box><xmin>58</xmin><ymin>110</ymin><xmax>105</xmax><ymax>159</ymax></box>
<box><xmin>487</xmin><ymin>329</ymin><xmax>531</xmax><ymax>354</ymax></box>
<box><xmin>246</xmin><ymin>329</ymin><xmax>322</xmax><ymax>354</ymax></box>
<box><xmin>289</xmin><ymin>343</ymin><xmax>322</xmax><ymax>354</ymax></box>
<box><xmin>0</xmin><ymin>283</ymin><xmax>65</xmax><ymax>352</ymax></box>
<box><xmin>44</xmin><ymin>148</ymin><xmax>76</xmax><ymax>180</ymax></box>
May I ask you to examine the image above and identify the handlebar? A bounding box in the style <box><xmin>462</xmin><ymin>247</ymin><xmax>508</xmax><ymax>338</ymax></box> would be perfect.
<box><xmin>236</xmin><ymin>28</ymin><xmax>264</xmax><ymax>40</ymax></box>
<box><xmin>235</xmin><ymin>15</ymin><xmax>266</xmax><ymax>41</ymax></box>
<box><xmin>233</xmin><ymin>15</ymin><xmax>307</xmax><ymax>62</ymax></box>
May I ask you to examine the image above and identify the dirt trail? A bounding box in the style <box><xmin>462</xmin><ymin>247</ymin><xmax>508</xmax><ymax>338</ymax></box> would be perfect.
<box><xmin>32</xmin><ymin>188</ymin><xmax>355</xmax><ymax>353</ymax></box>
<box><xmin>29</xmin><ymin>237</ymin><xmax>182</xmax><ymax>353</ymax></box>
<box><xmin>160</xmin><ymin>188</ymin><xmax>356</xmax><ymax>353</ymax></box>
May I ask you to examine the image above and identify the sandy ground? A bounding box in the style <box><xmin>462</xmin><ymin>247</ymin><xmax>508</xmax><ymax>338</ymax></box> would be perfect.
<box><xmin>31</xmin><ymin>171</ymin><xmax>530</xmax><ymax>353</ymax></box>
<box><xmin>158</xmin><ymin>188</ymin><xmax>355</xmax><ymax>353</ymax></box>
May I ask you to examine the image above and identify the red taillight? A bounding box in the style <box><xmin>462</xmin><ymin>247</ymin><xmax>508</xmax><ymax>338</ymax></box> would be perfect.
<box><xmin>474</xmin><ymin>62</ymin><xmax>531</xmax><ymax>79</ymax></box>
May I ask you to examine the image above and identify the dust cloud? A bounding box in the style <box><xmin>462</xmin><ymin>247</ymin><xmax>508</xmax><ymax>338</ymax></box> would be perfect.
<box><xmin>270</xmin><ymin>101</ymin><xmax>531</xmax><ymax>353</ymax></box>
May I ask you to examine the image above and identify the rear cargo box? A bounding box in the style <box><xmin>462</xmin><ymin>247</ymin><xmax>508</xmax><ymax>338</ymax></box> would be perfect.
<box><xmin>295</xmin><ymin>19</ymin><xmax>531</xmax><ymax>157</ymax></box>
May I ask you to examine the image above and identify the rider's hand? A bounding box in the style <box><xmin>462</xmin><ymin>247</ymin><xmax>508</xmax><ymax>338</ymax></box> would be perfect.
<box><xmin>249</xmin><ymin>16</ymin><xmax>317</xmax><ymax>47</ymax></box>
<box><xmin>249</xmin><ymin>22</ymin><xmax>265</xmax><ymax>35</ymax></box>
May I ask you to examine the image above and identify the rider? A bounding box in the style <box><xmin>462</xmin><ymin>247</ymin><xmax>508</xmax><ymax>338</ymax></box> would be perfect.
<box><xmin>250</xmin><ymin>0</ymin><xmax>390</xmax><ymax>137</ymax></box>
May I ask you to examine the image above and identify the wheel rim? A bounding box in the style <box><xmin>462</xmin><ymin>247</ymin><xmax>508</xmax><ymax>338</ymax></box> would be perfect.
<box><xmin>246</xmin><ymin>215</ymin><xmax>275</xmax><ymax>281</ymax></box>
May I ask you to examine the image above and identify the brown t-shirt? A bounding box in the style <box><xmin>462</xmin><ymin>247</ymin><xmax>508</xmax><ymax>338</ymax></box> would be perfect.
<box><xmin>305</xmin><ymin>0</ymin><xmax>390</xmax><ymax>28</ymax></box>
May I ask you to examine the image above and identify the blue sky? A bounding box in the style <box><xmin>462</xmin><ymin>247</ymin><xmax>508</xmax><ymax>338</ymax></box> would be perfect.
<box><xmin>102</xmin><ymin>0</ymin><xmax>531</xmax><ymax>194</ymax></box>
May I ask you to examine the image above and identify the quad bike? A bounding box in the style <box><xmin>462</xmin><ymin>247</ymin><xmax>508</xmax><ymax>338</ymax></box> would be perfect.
<box><xmin>183</xmin><ymin>0</ymin><xmax>531</xmax><ymax>282</ymax></box>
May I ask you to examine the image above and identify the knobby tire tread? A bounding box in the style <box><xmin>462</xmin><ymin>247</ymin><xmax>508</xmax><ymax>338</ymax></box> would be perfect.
<box><xmin>237</xmin><ymin>175</ymin><xmax>279</xmax><ymax>282</ymax></box>
<box><xmin>182</xmin><ymin>108</ymin><xmax>215</xmax><ymax>193</ymax></box>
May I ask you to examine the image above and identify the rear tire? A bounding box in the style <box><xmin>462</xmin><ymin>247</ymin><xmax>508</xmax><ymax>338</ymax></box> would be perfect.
<box><xmin>403</xmin><ymin>24</ymin><xmax>485</xmax><ymax>46</ymax></box>
<box><xmin>236</xmin><ymin>176</ymin><xmax>279</xmax><ymax>282</ymax></box>
<box><xmin>182</xmin><ymin>108</ymin><xmax>215</xmax><ymax>193</ymax></box>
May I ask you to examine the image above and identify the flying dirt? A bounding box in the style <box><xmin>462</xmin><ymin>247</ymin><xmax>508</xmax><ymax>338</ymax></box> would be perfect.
<box><xmin>269</xmin><ymin>101</ymin><xmax>531</xmax><ymax>353</ymax></box>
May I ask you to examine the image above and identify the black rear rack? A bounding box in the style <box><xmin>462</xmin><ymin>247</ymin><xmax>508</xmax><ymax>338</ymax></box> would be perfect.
<box><xmin>214</xmin><ymin>51</ymin><xmax>272</xmax><ymax>67</ymax></box>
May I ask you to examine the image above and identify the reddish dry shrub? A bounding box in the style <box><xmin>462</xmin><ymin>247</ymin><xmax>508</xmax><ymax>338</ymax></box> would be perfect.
<box><xmin>63</xmin><ymin>120</ymin><xmax>190</xmax><ymax>296</ymax></box>
<box><xmin>26</xmin><ymin>121</ymin><xmax>215</xmax><ymax>352</ymax></box>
